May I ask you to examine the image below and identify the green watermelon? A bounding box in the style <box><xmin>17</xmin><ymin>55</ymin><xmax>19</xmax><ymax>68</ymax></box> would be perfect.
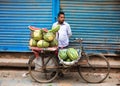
<box><xmin>66</xmin><ymin>58</ymin><xmax>72</xmax><ymax>62</ymax></box>
<box><xmin>50</xmin><ymin>39</ymin><xmax>58</xmax><ymax>47</ymax></box>
<box><xmin>67</xmin><ymin>48</ymin><xmax>79</xmax><ymax>60</ymax></box>
<box><xmin>29</xmin><ymin>39</ymin><xmax>37</xmax><ymax>47</ymax></box>
<box><xmin>50</xmin><ymin>25</ymin><xmax>60</xmax><ymax>33</ymax></box>
<box><xmin>37</xmin><ymin>40</ymin><xmax>49</xmax><ymax>48</ymax></box>
<box><xmin>58</xmin><ymin>50</ymin><xmax>68</xmax><ymax>60</ymax></box>
<box><xmin>32</xmin><ymin>30</ymin><xmax>42</xmax><ymax>40</ymax></box>
<box><xmin>43</xmin><ymin>32</ymin><xmax>55</xmax><ymax>42</ymax></box>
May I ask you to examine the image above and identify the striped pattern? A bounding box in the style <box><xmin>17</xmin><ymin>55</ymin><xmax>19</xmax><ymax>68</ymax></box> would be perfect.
<box><xmin>60</xmin><ymin>0</ymin><xmax>120</xmax><ymax>54</ymax></box>
<box><xmin>0</xmin><ymin>0</ymin><xmax>54</xmax><ymax>52</ymax></box>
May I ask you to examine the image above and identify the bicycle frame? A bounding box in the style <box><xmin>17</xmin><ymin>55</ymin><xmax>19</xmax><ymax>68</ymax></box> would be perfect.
<box><xmin>28</xmin><ymin>38</ymin><xmax>110</xmax><ymax>83</ymax></box>
<box><xmin>74</xmin><ymin>38</ymin><xmax>87</xmax><ymax>58</ymax></box>
<box><xmin>74</xmin><ymin>38</ymin><xmax>93</xmax><ymax>67</ymax></box>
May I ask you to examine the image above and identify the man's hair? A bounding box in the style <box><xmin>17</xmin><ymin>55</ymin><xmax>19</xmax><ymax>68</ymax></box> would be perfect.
<box><xmin>58</xmin><ymin>11</ymin><xmax>65</xmax><ymax>17</ymax></box>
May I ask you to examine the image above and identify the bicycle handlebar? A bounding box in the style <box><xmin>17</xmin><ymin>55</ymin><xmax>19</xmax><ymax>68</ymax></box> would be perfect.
<box><xmin>73</xmin><ymin>38</ymin><xmax>83</xmax><ymax>43</ymax></box>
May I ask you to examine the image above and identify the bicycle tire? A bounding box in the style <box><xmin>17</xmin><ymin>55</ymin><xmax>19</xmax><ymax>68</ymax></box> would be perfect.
<box><xmin>28</xmin><ymin>55</ymin><xmax>59</xmax><ymax>83</ymax></box>
<box><xmin>78</xmin><ymin>54</ymin><xmax>110</xmax><ymax>83</ymax></box>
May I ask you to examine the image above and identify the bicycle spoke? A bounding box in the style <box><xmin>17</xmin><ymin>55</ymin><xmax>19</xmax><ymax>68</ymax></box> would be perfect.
<box><xmin>28</xmin><ymin>55</ymin><xmax>58</xmax><ymax>83</ymax></box>
<box><xmin>78</xmin><ymin>54</ymin><xmax>110</xmax><ymax>83</ymax></box>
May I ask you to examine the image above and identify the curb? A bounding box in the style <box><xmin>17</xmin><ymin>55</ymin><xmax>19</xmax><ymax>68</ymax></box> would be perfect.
<box><xmin>0</xmin><ymin>58</ymin><xmax>120</xmax><ymax>68</ymax></box>
<box><xmin>0</xmin><ymin>58</ymin><xmax>29</xmax><ymax>67</ymax></box>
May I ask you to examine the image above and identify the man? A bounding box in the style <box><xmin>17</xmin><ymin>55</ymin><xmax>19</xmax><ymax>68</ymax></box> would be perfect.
<box><xmin>52</xmin><ymin>11</ymin><xmax>72</xmax><ymax>48</ymax></box>
<box><xmin>52</xmin><ymin>12</ymin><xmax>72</xmax><ymax>77</ymax></box>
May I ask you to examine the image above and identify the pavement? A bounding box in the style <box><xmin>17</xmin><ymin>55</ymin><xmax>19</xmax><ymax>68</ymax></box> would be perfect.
<box><xmin>0</xmin><ymin>57</ymin><xmax>120</xmax><ymax>86</ymax></box>
<box><xmin>0</xmin><ymin>69</ymin><xmax>120</xmax><ymax>86</ymax></box>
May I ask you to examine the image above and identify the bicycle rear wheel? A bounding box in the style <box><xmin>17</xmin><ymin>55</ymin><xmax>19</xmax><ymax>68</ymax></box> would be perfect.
<box><xmin>78</xmin><ymin>54</ymin><xmax>110</xmax><ymax>83</ymax></box>
<box><xmin>28</xmin><ymin>55</ymin><xmax>59</xmax><ymax>83</ymax></box>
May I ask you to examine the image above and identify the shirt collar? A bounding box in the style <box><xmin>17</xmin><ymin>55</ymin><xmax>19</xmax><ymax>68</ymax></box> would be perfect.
<box><xmin>57</xmin><ymin>21</ymin><xmax>65</xmax><ymax>25</ymax></box>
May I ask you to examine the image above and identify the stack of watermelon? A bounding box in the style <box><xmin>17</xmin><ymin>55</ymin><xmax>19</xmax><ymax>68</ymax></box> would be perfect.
<box><xmin>58</xmin><ymin>48</ymin><xmax>79</xmax><ymax>63</ymax></box>
<box><xmin>28</xmin><ymin>25</ymin><xmax>60</xmax><ymax>48</ymax></box>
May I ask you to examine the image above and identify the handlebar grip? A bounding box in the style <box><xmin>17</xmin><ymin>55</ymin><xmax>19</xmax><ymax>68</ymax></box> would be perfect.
<box><xmin>74</xmin><ymin>38</ymin><xmax>83</xmax><ymax>42</ymax></box>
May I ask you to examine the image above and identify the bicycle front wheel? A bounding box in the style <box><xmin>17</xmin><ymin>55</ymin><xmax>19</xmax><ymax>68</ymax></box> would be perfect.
<box><xmin>28</xmin><ymin>55</ymin><xmax>59</xmax><ymax>83</ymax></box>
<box><xmin>78</xmin><ymin>54</ymin><xmax>110</xmax><ymax>83</ymax></box>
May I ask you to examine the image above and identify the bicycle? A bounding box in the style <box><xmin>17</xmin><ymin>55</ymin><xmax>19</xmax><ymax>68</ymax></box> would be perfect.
<box><xmin>28</xmin><ymin>38</ymin><xmax>110</xmax><ymax>83</ymax></box>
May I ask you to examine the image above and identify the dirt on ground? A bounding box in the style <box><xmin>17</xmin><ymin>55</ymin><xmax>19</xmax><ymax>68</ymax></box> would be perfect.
<box><xmin>0</xmin><ymin>68</ymin><xmax>120</xmax><ymax>86</ymax></box>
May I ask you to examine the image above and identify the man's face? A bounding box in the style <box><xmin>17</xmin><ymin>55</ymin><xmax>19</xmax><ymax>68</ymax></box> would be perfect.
<box><xmin>58</xmin><ymin>14</ymin><xmax>65</xmax><ymax>24</ymax></box>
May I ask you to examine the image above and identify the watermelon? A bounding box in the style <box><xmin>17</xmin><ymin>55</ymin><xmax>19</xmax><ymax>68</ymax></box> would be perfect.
<box><xmin>29</xmin><ymin>39</ymin><xmax>37</xmax><ymax>47</ymax></box>
<box><xmin>37</xmin><ymin>40</ymin><xmax>49</xmax><ymax>48</ymax></box>
<box><xmin>66</xmin><ymin>58</ymin><xmax>72</xmax><ymax>62</ymax></box>
<box><xmin>43</xmin><ymin>32</ymin><xmax>55</xmax><ymax>42</ymax></box>
<box><xmin>58</xmin><ymin>50</ymin><xmax>68</xmax><ymax>60</ymax></box>
<box><xmin>28</xmin><ymin>26</ymin><xmax>40</xmax><ymax>31</ymax></box>
<box><xmin>32</xmin><ymin>30</ymin><xmax>42</xmax><ymax>40</ymax></box>
<box><xmin>67</xmin><ymin>48</ymin><xmax>79</xmax><ymax>60</ymax></box>
<box><xmin>41</xmin><ymin>28</ymin><xmax>48</xmax><ymax>33</ymax></box>
<box><xmin>50</xmin><ymin>25</ymin><xmax>60</xmax><ymax>33</ymax></box>
<box><xmin>50</xmin><ymin>39</ymin><xmax>58</xmax><ymax>47</ymax></box>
